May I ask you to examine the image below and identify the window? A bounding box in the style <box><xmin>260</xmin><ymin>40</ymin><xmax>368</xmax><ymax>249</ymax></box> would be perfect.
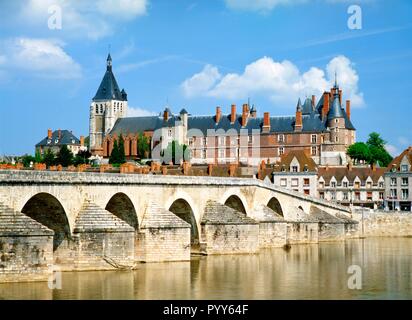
<box><xmin>390</xmin><ymin>189</ymin><xmax>397</xmax><ymax>198</ymax></box>
<box><xmin>311</xmin><ymin>146</ymin><xmax>317</xmax><ymax>156</ymax></box>
<box><xmin>279</xmin><ymin>147</ymin><xmax>284</xmax><ymax>156</ymax></box>
<box><xmin>201</xmin><ymin>149</ymin><xmax>206</xmax><ymax>159</ymax></box>
<box><xmin>343</xmin><ymin>192</ymin><xmax>349</xmax><ymax>200</ymax></box>
<box><xmin>292</xmin><ymin>166</ymin><xmax>298</xmax><ymax>173</ymax></box>
<box><xmin>343</xmin><ymin>182</ymin><xmax>348</xmax><ymax>188</ymax></box>
<box><xmin>278</xmin><ymin>134</ymin><xmax>284</xmax><ymax>143</ymax></box>
<box><xmin>319</xmin><ymin>182</ymin><xmax>324</xmax><ymax>189</ymax></box>
<box><xmin>390</xmin><ymin>178</ymin><xmax>397</xmax><ymax>186</ymax></box>
<box><xmin>280</xmin><ymin>178</ymin><xmax>287</xmax><ymax>187</ymax></box>
<box><xmin>335</xmin><ymin>136</ymin><xmax>338</xmax><ymax>142</ymax></box>
<box><xmin>379</xmin><ymin>182</ymin><xmax>384</xmax><ymax>188</ymax></box>
<box><xmin>355</xmin><ymin>182</ymin><xmax>360</xmax><ymax>189</ymax></box>
<box><xmin>95</xmin><ymin>106</ymin><xmax>99</xmax><ymax>113</ymax></box>
<box><xmin>311</xmin><ymin>134</ymin><xmax>317</xmax><ymax>144</ymax></box>
<box><xmin>47</xmin><ymin>140</ymin><xmax>51</xmax><ymax>145</ymax></box>
<box><xmin>203</xmin><ymin>137</ymin><xmax>207</xmax><ymax>146</ymax></box>
<box><xmin>219</xmin><ymin>149</ymin><xmax>225</xmax><ymax>158</ymax></box>
<box><xmin>319</xmin><ymin>192</ymin><xmax>325</xmax><ymax>199</ymax></box>
<box><xmin>402</xmin><ymin>178</ymin><xmax>409</xmax><ymax>186</ymax></box>
<box><xmin>304</xmin><ymin>178</ymin><xmax>310</xmax><ymax>187</ymax></box>
<box><xmin>100</xmin><ymin>105</ymin><xmax>103</xmax><ymax>113</ymax></box>
<box><xmin>291</xmin><ymin>178</ymin><xmax>299</xmax><ymax>187</ymax></box>
<box><xmin>402</xmin><ymin>189</ymin><xmax>409</xmax><ymax>200</ymax></box>
<box><xmin>401</xmin><ymin>165</ymin><xmax>408</xmax><ymax>172</ymax></box>
<box><xmin>219</xmin><ymin>136</ymin><xmax>225</xmax><ymax>146</ymax></box>
<box><xmin>168</xmin><ymin>128</ymin><xmax>173</xmax><ymax>138</ymax></box>
<box><xmin>367</xmin><ymin>192</ymin><xmax>373</xmax><ymax>200</ymax></box>
<box><xmin>355</xmin><ymin>192</ymin><xmax>361</xmax><ymax>201</ymax></box>
<box><xmin>367</xmin><ymin>182</ymin><xmax>372</xmax><ymax>189</ymax></box>
<box><xmin>304</xmin><ymin>189</ymin><xmax>310</xmax><ymax>195</ymax></box>
<box><xmin>248</xmin><ymin>135</ymin><xmax>253</xmax><ymax>143</ymax></box>
<box><xmin>55</xmin><ymin>139</ymin><xmax>59</xmax><ymax>144</ymax></box>
<box><xmin>379</xmin><ymin>192</ymin><xmax>384</xmax><ymax>200</ymax></box>
<box><xmin>331</xmin><ymin>181</ymin><xmax>336</xmax><ymax>188</ymax></box>
<box><xmin>189</xmin><ymin>138</ymin><xmax>194</xmax><ymax>146</ymax></box>
<box><xmin>331</xmin><ymin>192</ymin><xmax>336</xmax><ymax>200</ymax></box>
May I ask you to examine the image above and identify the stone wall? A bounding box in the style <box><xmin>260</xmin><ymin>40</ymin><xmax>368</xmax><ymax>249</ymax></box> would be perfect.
<box><xmin>0</xmin><ymin>202</ymin><xmax>54</xmax><ymax>282</ymax></box>
<box><xmin>135</xmin><ymin>202</ymin><xmax>191</xmax><ymax>262</ymax></box>
<box><xmin>286</xmin><ymin>222</ymin><xmax>319</xmax><ymax>244</ymax></box>
<box><xmin>258</xmin><ymin>222</ymin><xmax>287</xmax><ymax>248</ymax></box>
<box><xmin>201</xmin><ymin>201</ymin><xmax>259</xmax><ymax>254</ymax></box>
<box><xmin>352</xmin><ymin>210</ymin><xmax>412</xmax><ymax>237</ymax></box>
<box><xmin>317</xmin><ymin>223</ymin><xmax>345</xmax><ymax>242</ymax></box>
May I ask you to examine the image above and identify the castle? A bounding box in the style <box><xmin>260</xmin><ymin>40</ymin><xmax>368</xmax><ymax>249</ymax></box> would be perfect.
<box><xmin>89</xmin><ymin>55</ymin><xmax>356</xmax><ymax>166</ymax></box>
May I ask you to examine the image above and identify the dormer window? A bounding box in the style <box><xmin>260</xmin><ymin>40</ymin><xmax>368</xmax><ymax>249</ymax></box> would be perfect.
<box><xmin>47</xmin><ymin>140</ymin><xmax>51</xmax><ymax>144</ymax></box>
<box><xmin>55</xmin><ymin>139</ymin><xmax>59</xmax><ymax>144</ymax></box>
<box><xmin>71</xmin><ymin>139</ymin><xmax>75</xmax><ymax>144</ymax></box>
<box><xmin>401</xmin><ymin>165</ymin><xmax>408</xmax><ymax>172</ymax></box>
<box><xmin>292</xmin><ymin>166</ymin><xmax>298</xmax><ymax>173</ymax></box>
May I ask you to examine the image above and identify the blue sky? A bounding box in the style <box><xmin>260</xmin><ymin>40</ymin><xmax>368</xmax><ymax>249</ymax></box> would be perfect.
<box><xmin>0</xmin><ymin>0</ymin><xmax>411</xmax><ymax>156</ymax></box>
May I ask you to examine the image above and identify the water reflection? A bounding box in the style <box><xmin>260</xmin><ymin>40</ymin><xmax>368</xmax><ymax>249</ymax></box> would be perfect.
<box><xmin>1</xmin><ymin>238</ymin><xmax>412</xmax><ymax>300</ymax></box>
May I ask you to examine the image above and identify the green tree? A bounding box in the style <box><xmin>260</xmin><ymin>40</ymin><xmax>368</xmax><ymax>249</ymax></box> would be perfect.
<box><xmin>21</xmin><ymin>154</ymin><xmax>36</xmax><ymax>168</ymax></box>
<box><xmin>118</xmin><ymin>134</ymin><xmax>126</xmax><ymax>164</ymax></box>
<box><xmin>43</xmin><ymin>149</ymin><xmax>56</xmax><ymax>167</ymax></box>
<box><xmin>347</xmin><ymin>142</ymin><xmax>370</xmax><ymax>163</ymax></box>
<box><xmin>366</xmin><ymin>132</ymin><xmax>393</xmax><ymax>166</ymax></box>
<box><xmin>56</xmin><ymin>145</ymin><xmax>74</xmax><ymax>167</ymax></box>
<box><xmin>161</xmin><ymin>140</ymin><xmax>191</xmax><ymax>164</ymax></box>
<box><xmin>74</xmin><ymin>150</ymin><xmax>91</xmax><ymax>165</ymax></box>
<box><xmin>137</xmin><ymin>133</ymin><xmax>150</xmax><ymax>159</ymax></box>
<box><xmin>109</xmin><ymin>140</ymin><xmax>120</xmax><ymax>164</ymax></box>
<box><xmin>34</xmin><ymin>150</ymin><xmax>42</xmax><ymax>163</ymax></box>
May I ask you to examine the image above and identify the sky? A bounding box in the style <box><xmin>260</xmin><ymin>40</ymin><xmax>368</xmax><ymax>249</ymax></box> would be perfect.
<box><xmin>0</xmin><ymin>0</ymin><xmax>411</xmax><ymax>156</ymax></box>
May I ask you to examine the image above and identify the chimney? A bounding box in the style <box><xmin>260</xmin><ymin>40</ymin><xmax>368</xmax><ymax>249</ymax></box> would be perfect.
<box><xmin>242</xmin><ymin>103</ymin><xmax>248</xmax><ymax>127</ymax></box>
<box><xmin>312</xmin><ymin>95</ymin><xmax>316</xmax><ymax>109</ymax></box>
<box><xmin>80</xmin><ymin>136</ymin><xmax>85</xmax><ymax>147</ymax></box>
<box><xmin>263</xmin><ymin>112</ymin><xmax>270</xmax><ymax>132</ymax></box>
<box><xmin>295</xmin><ymin>108</ymin><xmax>303</xmax><ymax>132</ymax></box>
<box><xmin>58</xmin><ymin>129</ymin><xmax>61</xmax><ymax>139</ymax></box>
<box><xmin>346</xmin><ymin>100</ymin><xmax>351</xmax><ymax>120</ymax></box>
<box><xmin>47</xmin><ymin>129</ymin><xmax>52</xmax><ymax>139</ymax></box>
<box><xmin>231</xmin><ymin>104</ymin><xmax>236</xmax><ymax>124</ymax></box>
<box><xmin>322</xmin><ymin>92</ymin><xmax>330</xmax><ymax>120</ymax></box>
<box><xmin>163</xmin><ymin>109</ymin><xmax>169</xmax><ymax>121</ymax></box>
<box><xmin>339</xmin><ymin>89</ymin><xmax>342</xmax><ymax>105</ymax></box>
<box><xmin>216</xmin><ymin>106</ymin><xmax>222</xmax><ymax>123</ymax></box>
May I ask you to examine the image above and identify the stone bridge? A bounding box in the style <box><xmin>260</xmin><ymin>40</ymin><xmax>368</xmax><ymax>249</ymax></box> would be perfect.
<box><xmin>0</xmin><ymin>170</ymin><xmax>357</xmax><ymax>282</ymax></box>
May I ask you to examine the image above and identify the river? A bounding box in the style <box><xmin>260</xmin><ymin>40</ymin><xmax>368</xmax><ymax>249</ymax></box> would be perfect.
<box><xmin>1</xmin><ymin>238</ymin><xmax>412</xmax><ymax>300</ymax></box>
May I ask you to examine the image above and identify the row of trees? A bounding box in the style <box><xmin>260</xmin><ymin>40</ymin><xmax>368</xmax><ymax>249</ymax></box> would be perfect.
<box><xmin>346</xmin><ymin>132</ymin><xmax>393</xmax><ymax>167</ymax></box>
<box><xmin>22</xmin><ymin>146</ymin><xmax>91</xmax><ymax>168</ymax></box>
<box><xmin>109</xmin><ymin>133</ymin><xmax>151</xmax><ymax>165</ymax></box>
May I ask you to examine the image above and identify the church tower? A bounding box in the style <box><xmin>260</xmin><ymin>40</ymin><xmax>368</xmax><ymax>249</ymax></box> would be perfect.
<box><xmin>89</xmin><ymin>54</ymin><xmax>128</xmax><ymax>155</ymax></box>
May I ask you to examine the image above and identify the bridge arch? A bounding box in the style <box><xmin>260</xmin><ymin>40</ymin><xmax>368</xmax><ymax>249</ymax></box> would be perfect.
<box><xmin>21</xmin><ymin>192</ymin><xmax>71</xmax><ymax>251</ymax></box>
<box><xmin>224</xmin><ymin>195</ymin><xmax>247</xmax><ymax>214</ymax></box>
<box><xmin>105</xmin><ymin>192</ymin><xmax>139</xmax><ymax>229</ymax></box>
<box><xmin>267</xmin><ymin>197</ymin><xmax>284</xmax><ymax>217</ymax></box>
<box><xmin>168</xmin><ymin>198</ymin><xmax>199</xmax><ymax>246</ymax></box>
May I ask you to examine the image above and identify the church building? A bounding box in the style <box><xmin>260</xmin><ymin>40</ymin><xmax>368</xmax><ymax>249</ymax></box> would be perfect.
<box><xmin>89</xmin><ymin>55</ymin><xmax>356</xmax><ymax>166</ymax></box>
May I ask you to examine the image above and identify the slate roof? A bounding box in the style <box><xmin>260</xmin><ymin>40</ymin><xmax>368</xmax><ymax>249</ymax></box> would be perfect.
<box><xmin>302</xmin><ymin>97</ymin><xmax>314</xmax><ymax>115</ymax></box>
<box><xmin>328</xmin><ymin>94</ymin><xmax>345</xmax><ymax>120</ymax></box>
<box><xmin>36</xmin><ymin>130</ymin><xmax>80</xmax><ymax>147</ymax></box>
<box><xmin>93</xmin><ymin>55</ymin><xmax>127</xmax><ymax>101</ymax></box>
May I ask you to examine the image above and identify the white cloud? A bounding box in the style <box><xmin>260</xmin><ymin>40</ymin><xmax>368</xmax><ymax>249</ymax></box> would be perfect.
<box><xmin>181</xmin><ymin>65</ymin><xmax>222</xmax><ymax>98</ymax></box>
<box><xmin>0</xmin><ymin>37</ymin><xmax>81</xmax><ymax>79</ymax></box>
<box><xmin>181</xmin><ymin>55</ymin><xmax>364</xmax><ymax>107</ymax></box>
<box><xmin>385</xmin><ymin>144</ymin><xmax>399</xmax><ymax>157</ymax></box>
<box><xmin>18</xmin><ymin>0</ymin><xmax>148</xmax><ymax>40</ymax></box>
<box><xmin>127</xmin><ymin>107</ymin><xmax>157</xmax><ymax>117</ymax></box>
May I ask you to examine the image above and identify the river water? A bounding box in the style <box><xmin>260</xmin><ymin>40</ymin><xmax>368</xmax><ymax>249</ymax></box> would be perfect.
<box><xmin>1</xmin><ymin>238</ymin><xmax>412</xmax><ymax>300</ymax></box>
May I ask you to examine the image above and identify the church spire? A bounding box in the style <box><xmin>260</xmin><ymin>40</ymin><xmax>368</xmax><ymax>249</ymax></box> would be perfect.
<box><xmin>107</xmin><ymin>53</ymin><xmax>112</xmax><ymax>71</ymax></box>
